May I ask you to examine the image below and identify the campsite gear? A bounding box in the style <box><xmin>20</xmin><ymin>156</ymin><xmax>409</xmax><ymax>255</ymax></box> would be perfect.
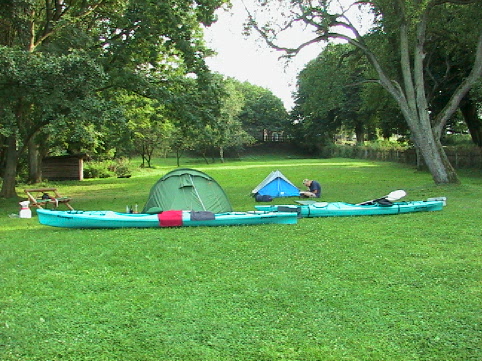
<box><xmin>142</xmin><ymin>168</ymin><xmax>232</xmax><ymax>214</ymax></box>
<box><xmin>254</xmin><ymin>199</ymin><xmax>445</xmax><ymax>217</ymax></box>
<box><xmin>19</xmin><ymin>201</ymin><xmax>32</xmax><ymax>218</ymax></box>
<box><xmin>252</xmin><ymin>170</ymin><xmax>300</xmax><ymax>198</ymax></box>
<box><xmin>36</xmin><ymin>209</ymin><xmax>298</xmax><ymax>228</ymax></box>
<box><xmin>357</xmin><ymin>190</ymin><xmax>407</xmax><ymax>205</ymax></box>
<box><xmin>24</xmin><ymin>187</ymin><xmax>73</xmax><ymax>210</ymax></box>
<box><xmin>255</xmin><ymin>194</ymin><xmax>273</xmax><ymax>202</ymax></box>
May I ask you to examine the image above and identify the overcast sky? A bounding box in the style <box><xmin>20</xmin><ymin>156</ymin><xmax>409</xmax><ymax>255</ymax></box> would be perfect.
<box><xmin>203</xmin><ymin>1</ymin><xmax>373</xmax><ymax>110</ymax></box>
<box><xmin>203</xmin><ymin>1</ymin><xmax>321</xmax><ymax>110</ymax></box>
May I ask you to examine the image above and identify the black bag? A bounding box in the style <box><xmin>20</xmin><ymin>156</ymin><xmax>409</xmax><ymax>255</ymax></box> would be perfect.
<box><xmin>255</xmin><ymin>194</ymin><xmax>273</xmax><ymax>202</ymax></box>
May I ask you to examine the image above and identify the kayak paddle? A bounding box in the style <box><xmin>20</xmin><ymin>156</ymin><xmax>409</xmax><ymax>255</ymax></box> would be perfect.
<box><xmin>357</xmin><ymin>190</ymin><xmax>406</xmax><ymax>205</ymax></box>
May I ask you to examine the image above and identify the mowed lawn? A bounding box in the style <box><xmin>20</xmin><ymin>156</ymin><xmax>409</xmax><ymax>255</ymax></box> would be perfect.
<box><xmin>1</xmin><ymin>158</ymin><xmax>481</xmax><ymax>360</ymax></box>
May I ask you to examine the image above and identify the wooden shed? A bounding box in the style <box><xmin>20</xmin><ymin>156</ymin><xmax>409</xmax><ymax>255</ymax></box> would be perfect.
<box><xmin>42</xmin><ymin>155</ymin><xmax>85</xmax><ymax>181</ymax></box>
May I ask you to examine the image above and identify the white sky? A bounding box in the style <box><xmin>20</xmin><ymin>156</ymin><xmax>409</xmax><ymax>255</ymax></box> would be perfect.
<box><xmin>203</xmin><ymin>0</ymin><xmax>373</xmax><ymax>110</ymax></box>
<box><xmin>203</xmin><ymin>1</ymin><xmax>322</xmax><ymax>110</ymax></box>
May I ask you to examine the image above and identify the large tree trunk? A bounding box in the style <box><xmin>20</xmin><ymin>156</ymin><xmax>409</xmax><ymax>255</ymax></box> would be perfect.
<box><xmin>408</xmin><ymin>16</ymin><xmax>459</xmax><ymax>184</ymax></box>
<box><xmin>383</xmin><ymin>18</ymin><xmax>460</xmax><ymax>184</ymax></box>
<box><xmin>354</xmin><ymin>121</ymin><xmax>365</xmax><ymax>145</ymax></box>
<box><xmin>345</xmin><ymin>6</ymin><xmax>482</xmax><ymax>184</ymax></box>
<box><xmin>400</xmin><ymin>97</ymin><xmax>460</xmax><ymax>184</ymax></box>
<box><xmin>344</xmin><ymin>13</ymin><xmax>460</xmax><ymax>184</ymax></box>
<box><xmin>28</xmin><ymin>138</ymin><xmax>42</xmax><ymax>183</ymax></box>
<box><xmin>0</xmin><ymin>136</ymin><xmax>19</xmax><ymax>198</ymax></box>
<box><xmin>219</xmin><ymin>146</ymin><xmax>225</xmax><ymax>163</ymax></box>
<box><xmin>460</xmin><ymin>96</ymin><xmax>482</xmax><ymax>147</ymax></box>
<box><xmin>410</xmin><ymin>124</ymin><xmax>459</xmax><ymax>183</ymax></box>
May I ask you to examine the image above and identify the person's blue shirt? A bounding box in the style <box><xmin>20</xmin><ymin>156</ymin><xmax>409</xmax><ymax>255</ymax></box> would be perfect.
<box><xmin>309</xmin><ymin>180</ymin><xmax>322</xmax><ymax>197</ymax></box>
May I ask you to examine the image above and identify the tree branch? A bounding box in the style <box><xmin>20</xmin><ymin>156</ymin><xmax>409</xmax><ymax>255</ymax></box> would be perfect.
<box><xmin>433</xmin><ymin>30</ymin><xmax>482</xmax><ymax>137</ymax></box>
<box><xmin>32</xmin><ymin>0</ymin><xmax>107</xmax><ymax>51</ymax></box>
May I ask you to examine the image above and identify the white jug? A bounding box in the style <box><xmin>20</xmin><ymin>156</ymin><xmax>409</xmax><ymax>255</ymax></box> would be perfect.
<box><xmin>19</xmin><ymin>201</ymin><xmax>32</xmax><ymax>219</ymax></box>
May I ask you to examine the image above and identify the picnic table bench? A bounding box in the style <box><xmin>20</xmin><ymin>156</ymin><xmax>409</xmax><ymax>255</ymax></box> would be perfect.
<box><xmin>24</xmin><ymin>188</ymin><xmax>74</xmax><ymax>210</ymax></box>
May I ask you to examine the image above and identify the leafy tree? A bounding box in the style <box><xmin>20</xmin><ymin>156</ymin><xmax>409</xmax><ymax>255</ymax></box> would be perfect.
<box><xmin>165</xmin><ymin>74</ymin><xmax>225</xmax><ymax>166</ymax></box>
<box><xmin>233</xmin><ymin>81</ymin><xmax>289</xmax><ymax>141</ymax></box>
<box><xmin>247</xmin><ymin>0</ymin><xmax>482</xmax><ymax>184</ymax></box>
<box><xmin>360</xmin><ymin>83</ymin><xmax>408</xmax><ymax>140</ymax></box>
<box><xmin>214</xmin><ymin>79</ymin><xmax>255</xmax><ymax>161</ymax></box>
<box><xmin>118</xmin><ymin>93</ymin><xmax>175</xmax><ymax>167</ymax></box>
<box><xmin>182</xmin><ymin>76</ymin><xmax>255</xmax><ymax>163</ymax></box>
<box><xmin>0</xmin><ymin>0</ymin><xmax>227</xmax><ymax>198</ymax></box>
<box><xmin>421</xmin><ymin>4</ymin><xmax>482</xmax><ymax>147</ymax></box>
<box><xmin>0</xmin><ymin>47</ymin><xmax>107</xmax><ymax>196</ymax></box>
<box><xmin>293</xmin><ymin>44</ymin><xmax>366</xmax><ymax>146</ymax></box>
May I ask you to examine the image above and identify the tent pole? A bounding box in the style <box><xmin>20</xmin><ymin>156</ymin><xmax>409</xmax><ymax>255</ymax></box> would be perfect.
<box><xmin>190</xmin><ymin>175</ymin><xmax>207</xmax><ymax>210</ymax></box>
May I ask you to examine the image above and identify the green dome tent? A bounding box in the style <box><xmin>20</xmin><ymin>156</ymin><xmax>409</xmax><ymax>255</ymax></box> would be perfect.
<box><xmin>142</xmin><ymin>168</ymin><xmax>233</xmax><ymax>214</ymax></box>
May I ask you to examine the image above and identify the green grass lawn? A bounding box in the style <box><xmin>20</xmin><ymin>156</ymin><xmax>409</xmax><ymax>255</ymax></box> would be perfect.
<box><xmin>1</xmin><ymin>158</ymin><xmax>481</xmax><ymax>360</ymax></box>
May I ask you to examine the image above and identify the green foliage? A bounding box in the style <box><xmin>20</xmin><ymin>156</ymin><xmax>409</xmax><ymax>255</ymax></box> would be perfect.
<box><xmin>250</xmin><ymin>0</ymin><xmax>482</xmax><ymax>183</ymax></box>
<box><xmin>233</xmin><ymin>79</ymin><xmax>290</xmax><ymax>139</ymax></box>
<box><xmin>166</xmin><ymin>75</ymin><xmax>262</xmax><ymax>164</ymax></box>
<box><xmin>442</xmin><ymin>134</ymin><xmax>474</xmax><ymax>147</ymax></box>
<box><xmin>292</xmin><ymin>44</ymin><xmax>364</xmax><ymax>147</ymax></box>
<box><xmin>83</xmin><ymin>161</ymin><xmax>116</xmax><ymax>179</ymax></box>
<box><xmin>364</xmin><ymin>139</ymin><xmax>410</xmax><ymax>150</ymax></box>
<box><xmin>0</xmin><ymin>47</ymin><xmax>112</xmax><ymax>185</ymax></box>
<box><xmin>114</xmin><ymin>91</ymin><xmax>176</xmax><ymax>165</ymax></box>
<box><xmin>1</xmin><ymin>157</ymin><xmax>481</xmax><ymax>360</ymax></box>
<box><xmin>292</xmin><ymin>42</ymin><xmax>411</xmax><ymax>150</ymax></box>
<box><xmin>83</xmin><ymin>158</ymin><xmax>132</xmax><ymax>179</ymax></box>
<box><xmin>0</xmin><ymin>0</ymin><xmax>229</xmax><ymax>197</ymax></box>
<box><xmin>0</xmin><ymin>47</ymin><xmax>107</xmax><ymax>132</ymax></box>
<box><xmin>0</xmin><ymin>45</ymin><xmax>111</xmax><ymax>195</ymax></box>
<box><xmin>213</xmin><ymin>78</ymin><xmax>254</xmax><ymax>160</ymax></box>
<box><xmin>110</xmin><ymin>157</ymin><xmax>132</xmax><ymax>177</ymax></box>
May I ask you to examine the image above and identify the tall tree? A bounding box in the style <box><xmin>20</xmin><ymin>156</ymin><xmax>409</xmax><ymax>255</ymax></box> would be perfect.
<box><xmin>170</xmin><ymin>75</ymin><xmax>254</xmax><ymax>163</ymax></box>
<box><xmin>233</xmin><ymin>80</ymin><xmax>289</xmax><ymax>141</ymax></box>
<box><xmin>294</xmin><ymin>43</ymin><xmax>372</xmax><ymax>146</ymax></box>
<box><xmin>0</xmin><ymin>0</ymin><xmax>226</xmax><ymax>198</ymax></box>
<box><xmin>0</xmin><ymin>47</ymin><xmax>107</xmax><ymax>196</ymax></box>
<box><xmin>247</xmin><ymin>0</ymin><xmax>482</xmax><ymax>184</ymax></box>
<box><xmin>119</xmin><ymin>93</ymin><xmax>175</xmax><ymax>167</ymax></box>
<box><xmin>422</xmin><ymin>4</ymin><xmax>482</xmax><ymax>147</ymax></box>
<box><xmin>214</xmin><ymin>78</ymin><xmax>254</xmax><ymax>161</ymax></box>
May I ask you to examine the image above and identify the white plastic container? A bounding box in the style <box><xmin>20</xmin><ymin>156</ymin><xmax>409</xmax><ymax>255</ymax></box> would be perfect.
<box><xmin>19</xmin><ymin>201</ymin><xmax>32</xmax><ymax>218</ymax></box>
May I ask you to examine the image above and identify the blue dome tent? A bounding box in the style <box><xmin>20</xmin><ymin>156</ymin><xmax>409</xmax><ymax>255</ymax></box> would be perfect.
<box><xmin>251</xmin><ymin>170</ymin><xmax>300</xmax><ymax>198</ymax></box>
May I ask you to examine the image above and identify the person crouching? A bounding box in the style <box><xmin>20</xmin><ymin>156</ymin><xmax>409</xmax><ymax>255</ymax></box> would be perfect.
<box><xmin>300</xmin><ymin>179</ymin><xmax>322</xmax><ymax>198</ymax></box>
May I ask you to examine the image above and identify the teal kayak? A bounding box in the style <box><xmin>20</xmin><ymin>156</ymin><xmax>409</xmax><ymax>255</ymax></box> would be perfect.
<box><xmin>254</xmin><ymin>200</ymin><xmax>445</xmax><ymax>217</ymax></box>
<box><xmin>36</xmin><ymin>208</ymin><xmax>298</xmax><ymax>228</ymax></box>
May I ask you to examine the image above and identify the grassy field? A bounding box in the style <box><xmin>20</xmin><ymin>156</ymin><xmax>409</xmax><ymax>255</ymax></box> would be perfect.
<box><xmin>1</xmin><ymin>157</ymin><xmax>481</xmax><ymax>360</ymax></box>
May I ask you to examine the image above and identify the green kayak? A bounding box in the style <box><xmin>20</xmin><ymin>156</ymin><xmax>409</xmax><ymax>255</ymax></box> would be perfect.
<box><xmin>36</xmin><ymin>208</ymin><xmax>298</xmax><ymax>228</ymax></box>
<box><xmin>254</xmin><ymin>200</ymin><xmax>445</xmax><ymax>217</ymax></box>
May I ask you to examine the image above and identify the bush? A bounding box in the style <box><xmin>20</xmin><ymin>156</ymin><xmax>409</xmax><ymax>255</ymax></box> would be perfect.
<box><xmin>83</xmin><ymin>161</ymin><xmax>115</xmax><ymax>179</ymax></box>
<box><xmin>83</xmin><ymin>158</ymin><xmax>132</xmax><ymax>179</ymax></box>
<box><xmin>442</xmin><ymin>134</ymin><xmax>473</xmax><ymax>147</ymax></box>
<box><xmin>108</xmin><ymin>157</ymin><xmax>132</xmax><ymax>178</ymax></box>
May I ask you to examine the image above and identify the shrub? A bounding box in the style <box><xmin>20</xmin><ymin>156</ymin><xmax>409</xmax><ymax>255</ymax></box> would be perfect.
<box><xmin>108</xmin><ymin>157</ymin><xmax>132</xmax><ymax>178</ymax></box>
<box><xmin>83</xmin><ymin>161</ymin><xmax>115</xmax><ymax>179</ymax></box>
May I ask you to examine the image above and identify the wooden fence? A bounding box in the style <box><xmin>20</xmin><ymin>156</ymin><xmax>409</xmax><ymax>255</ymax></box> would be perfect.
<box><xmin>320</xmin><ymin>146</ymin><xmax>482</xmax><ymax>169</ymax></box>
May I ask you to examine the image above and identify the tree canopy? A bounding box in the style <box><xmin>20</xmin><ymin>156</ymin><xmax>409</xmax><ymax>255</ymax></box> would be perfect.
<box><xmin>234</xmin><ymin>80</ymin><xmax>290</xmax><ymax>140</ymax></box>
<box><xmin>247</xmin><ymin>0</ymin><xmax>482</xmax><ymax>184</ymax></box>
<box><xmin>0</xmin><ymin>0</ymin><xmax>228</xmax><ymax>197</ymax></box>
